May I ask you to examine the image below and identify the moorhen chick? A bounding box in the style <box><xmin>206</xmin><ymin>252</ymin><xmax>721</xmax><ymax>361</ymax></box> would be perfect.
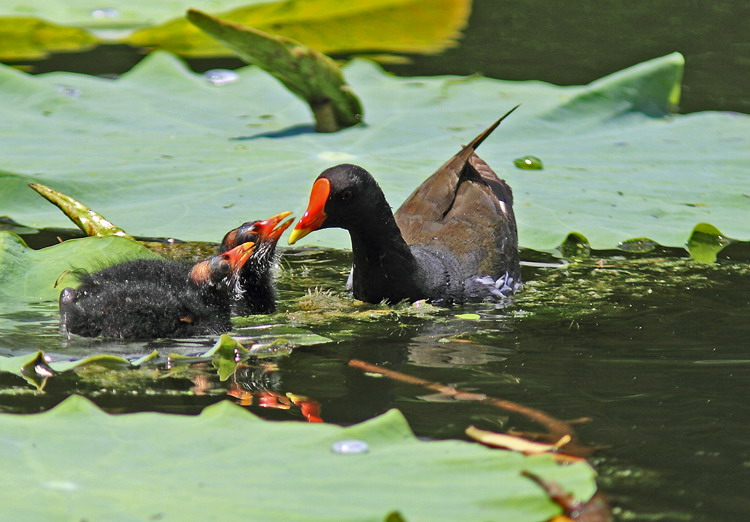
<box><xmin>287</xmin><ymin>107</ymin><xmax>521</xmax><ymax>305</ymax></box>
<box><xmin>218</xmin><ymin>211</ymin><xmax>294</xmax><ymax>315</ymax></box>
<box><xmin>59</xmin><ymin>241</ymin><xmax>256</xmax><ymax>339</ymax></box>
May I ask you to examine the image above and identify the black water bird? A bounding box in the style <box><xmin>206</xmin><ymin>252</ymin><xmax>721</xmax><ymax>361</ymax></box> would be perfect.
<box><xmin>287</xmin><ymin>107</ymin><xmax>521</xmax><ymax>304</ymax></box>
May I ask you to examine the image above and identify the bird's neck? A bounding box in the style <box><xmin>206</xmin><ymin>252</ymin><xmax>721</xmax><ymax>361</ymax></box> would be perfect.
<box><xmin>189</xmin><ymin>276</ymin><xmax>233</xmax><ymax>312</ymax></box>
<box><xmin>347</xmin><ymin>206</ymin><xmax>422</xmax><ymax>303</ymax></box>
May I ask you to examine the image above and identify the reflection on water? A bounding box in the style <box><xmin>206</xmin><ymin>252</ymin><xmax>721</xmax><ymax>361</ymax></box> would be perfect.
<box><xmin>0</xmin><ymin>244</ymin><xmax>749</xmax><ymax>520</ymax></box>
<box><xmin>406</xmin><ymin>334</ymin><xmax>512</xmax><ymax>368</ymax></box>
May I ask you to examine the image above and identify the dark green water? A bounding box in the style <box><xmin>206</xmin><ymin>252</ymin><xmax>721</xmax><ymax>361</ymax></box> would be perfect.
<box><xmin>1</xmin><ymin>241</ymin><xmax>749</xmax><ymax>520</ymax></box>
<box><xmin>3</xmin><ymin>1</ymin><xmax>749</xmax><ymax>519</ymax></box>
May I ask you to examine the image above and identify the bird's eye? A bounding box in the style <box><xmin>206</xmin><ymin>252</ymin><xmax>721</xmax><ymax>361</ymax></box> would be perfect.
<box><xmin>340</xmin><ymin>190</ymin><xmax>353</xmax><ymax>202</ymax></box>
<box><xmin>210</xmin><ymin>257</ymin><xmax>232</xmax><ymax>279</ymax></box>
<box><xmin>243</xmin><ymin>225</ymin><xmax>261</xmax><ymax>241</ymax></box>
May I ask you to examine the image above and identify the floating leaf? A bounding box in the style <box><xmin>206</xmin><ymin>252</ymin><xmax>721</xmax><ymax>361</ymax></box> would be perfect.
<box><xmin>187</xmin><ymin>9</ymin><xmax>363</xmax><ymax>132</ymax></box>
<box><xmin>0</xmin><ymin>16</ymin><xmax>97</xmax><ymax>60</ymax></box>
<box><xmin>558</xmin><ymin>232</ymin><xmax>591</xmax><ymax>259</ymax></box>
<box><xmin>0</xmin><ymin>0</ymin><xmax>470</xmax><ymax>60</ymax></box>
<box><xmin>466</xmin><ymin>425</ymin><xmax>572</xmax><ymax>454</ymax></box>
<box><xmin>0</xmin><ymin>349</ymin><xmax>158</xmax><ymax>390</ymax></box>
<box><xmin>198</xmin><ymin>333</ymin><xmax>249</xmax><ymax>381</ymax></box>
<box><xmin>0</xmin><ymin>53</ymin><xmax>748</xmax><ymax>250</ymax></box>
<box><xmin>514</xmin><ymin>155</ymin><xmax>544</xmax><ymax>170</ymax></box>
<box><xmin>0</xmin><ymin>232</ymin><xmax>160</xmax><ymax>305</ymax></box>
<box><xmin>129</xmin><ymin>0</ymin><xmax>471</xmax><ymax>58</ymax></box>
<box><xmin>0</xmin><ymin>395</ymin><xmax>597</xmax><ymax>520</ymax></box>
<box><xmin>687</xmin><ymin>222</ymin><xmax>733</xmax><ymax>263</ymax></box>
<box><xmin>234</xmin><ymin>324</ymin><xmax>333</xmax><ymax>353</ymax></box>
<box><xmin>454</xmin><ymin>313</ymin><xmax>481</xmax><ymax>320</ymax></box>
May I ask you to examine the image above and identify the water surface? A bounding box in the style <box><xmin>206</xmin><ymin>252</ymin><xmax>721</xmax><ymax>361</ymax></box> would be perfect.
<box><xmin>1</xmin><ymin>243</ymin><xmax>748</xmax><ymax>520</ymax></box>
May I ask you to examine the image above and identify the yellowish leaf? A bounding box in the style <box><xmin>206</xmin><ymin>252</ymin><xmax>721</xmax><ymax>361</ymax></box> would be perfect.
<box><xmin>466</xmin><ymin>425</ymin><xmax>572</xmax><ymax>454</ymax></box>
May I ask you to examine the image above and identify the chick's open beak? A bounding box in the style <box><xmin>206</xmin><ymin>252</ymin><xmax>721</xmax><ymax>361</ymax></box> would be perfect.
<box><xmin>256</xmin><ymin>211</ymin><xmax>294</xmax><ymax>241</ymax></box>
<box><xmin>224</xmin><ymin>241</ymin><xmax>256</xmax><ymax>271</ymax></box>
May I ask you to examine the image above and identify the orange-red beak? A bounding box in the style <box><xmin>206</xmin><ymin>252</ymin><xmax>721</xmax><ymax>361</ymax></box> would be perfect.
<box><xmin>221</xmin><ymin>211</ymin><xmax>293</xmax><ymax>250</ymax></box>
<box><xmin>224</xmin><ymin>241</ymin><xmax>257</xmax><ymax>270</ymax></box>
<box><xmin>288</xmin><ymin>178</ymin><xmax>330</xmax><ymax>245</ymax></box>
<box><xmin>256</xmin><ymin>211</ymin><xmax>294</xmax><ymax>241</ymax></box>
<box><xmin>190</xmin><ymin>241</ymin><xmax>256</xmax><ymax>285</ymax></box>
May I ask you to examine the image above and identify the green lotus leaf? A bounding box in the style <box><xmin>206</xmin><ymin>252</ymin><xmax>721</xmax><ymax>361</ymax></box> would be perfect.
<box><xmin>130</xmin><ymin>0</ymin><xmax>470</xmax><ymax>57</ymax></box>
<box><xmin>0</xmin><ymin>52</ymin><xmax>748</xmax><ymax>251</ymax></box>
<box><xmin>187</xmin><ymin>8</ymin><xmax>363</xmax><ymax>132</ymax></box>
<box><xmin>0</xmin><ymin>232</ymin><xmax>160</xmax><ymax>305</ymax></box>
<box><xmin>0</xmin><ymin>0</ymin><xmax>469</xmax><ymax>60</ymax></box>
<box><xmin>0</xmin><ymin>16</ymin><xmax>97</xmax><ymax>60</ymax></box>
<box><xmin>0</xmin><ymin>394</ymin><xmax>597</xmax><ymax>520</ymax></box>
<box><xmin>0</xmin><ymin>0</ymin><xmax>258</xmax><ymax>32</ymax></box>
<box><xmin>686</xmin><ymin>223</ymin><xmax>733</xmax><ymax>263</ymax></box>
<box><xmin>0</xmin><ymin>349</ymin><xmax>158</xmax><ymax>390</ymax></box>
<box><xmin>0</xmin><ymin>325</ymin><xmax>329</xmax><ymax>389</ymax></box>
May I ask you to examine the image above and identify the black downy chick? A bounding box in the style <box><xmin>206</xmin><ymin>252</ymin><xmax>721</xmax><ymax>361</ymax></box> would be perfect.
<box><xmin>59</xmin><ymin>242</ymin><xmax>256</xmax><ymax>339</ymax></box>
<box><xmin>218</xmin><ymin>211</ymin><xmax>293</xmax><ymax>315</ymax></box>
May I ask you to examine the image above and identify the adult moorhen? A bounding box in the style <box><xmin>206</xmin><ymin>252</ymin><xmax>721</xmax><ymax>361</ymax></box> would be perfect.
<box><xmin>59</xmin><ymin>241</ymin><xmax>256</xmax><ymax>339</ymax></box>
<box><xmin>287</xmin><ymin>107</ymin><xmax>521</xmax><ymax>304</ymax></box>
<box><xmin>218</xmin><ymin>211</ymin><xmax>294</xmax><ymax>315</ymax></box>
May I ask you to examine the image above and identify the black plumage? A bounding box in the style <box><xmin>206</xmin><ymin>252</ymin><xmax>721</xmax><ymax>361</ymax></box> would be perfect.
<box><xmin>287</xmin><ymin>108</ymin><xmax>521</xmax><ymax>304</ymax></box>
<box><xmin>218</xmin><ymin>211</ymin><xmax>293</xmax><ymax>315</ymax></box>
<box><xmin>59</xmin><ymin>242</ymin><xmax>256</xmax><ymax>339</ymax></box>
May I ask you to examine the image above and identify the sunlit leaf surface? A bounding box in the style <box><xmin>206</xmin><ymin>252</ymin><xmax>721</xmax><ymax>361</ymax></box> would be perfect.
<box><xmin>0</xmin><ymin>17</ymin><xmax>97</xmax><ymax>60</ymax></box>
<box><xmin>0</xmin><ymin>232</ymin><xmax>160</xmax><ymax>305</ymax></box>
<box><xmin>187</xmin><ymin>8</ymin><xmax>363</xmax><ymax>132</ymax></box>
<box><xmin>0</xmin><ymin>395</ymin><xmax>597</xmax><ymax>520</ymax></box>
<box><xmin>0</xmin><ymin>0</ymin><xmax>470</xmax><ymax>60</ymax></box>
<box><xmin>0</xmin><ymin>52</ymin><xmax>747</xmax><ymax>250</ymax></box>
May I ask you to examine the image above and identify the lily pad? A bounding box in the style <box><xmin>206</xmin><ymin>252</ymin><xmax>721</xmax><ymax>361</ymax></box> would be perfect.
<box><xmin>686</xmin><ymin>223</ymin><xmax>733</xmax><ymax>264</ymax></box>
<box><xmin>0</xmin><ymin>350</ymin><xmax>158</xmax><ymax>390</ymax></box>
<box><xmin>0</xmin><ymin>232</ymin><xmax>160</xmax><ymax>305</ymax></box>
<box><xmin>0</xmin><ymin>52</ymin><xmax>747</xmax><ymax>251</ymax></box>
<box><xmin>0</xmin><ymin>394</ymin><xmax>597</xmax><ymax>520</ymax></box>
<box><xmin>0</xmin><ymin>16</ymin><xmax>98</xmax><ymax>60</ymax></box>
<box><xmin>0</xmin><ymin>0</ymin><xmax>470</xmax><ymax>60</ymax></box>
<box><xmin>0</xmin><ymin>327</ymin><xmax>329</xmax><ymax>390</ymax></box>
<box><xmin>187</xmin><ymin>8</ymin><xmax>363</xmax><ymax>132</ymax></box>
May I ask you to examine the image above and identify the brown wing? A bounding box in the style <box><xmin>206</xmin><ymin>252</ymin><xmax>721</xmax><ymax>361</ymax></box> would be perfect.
<box><xmin>394</xmin><ymin>108</ymin><xmax>519</xmax><ymax>279</ymax></box>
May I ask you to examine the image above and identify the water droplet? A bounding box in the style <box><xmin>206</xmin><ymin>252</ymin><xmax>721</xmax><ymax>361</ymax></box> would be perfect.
<box><xmin>54</xmin><ymin>85</ymin><xmax>81</xmax><ymax>99</ymax></box>
<box><xmin>331</xmin><ymin>439</ymin><xmax>369</xmax><ymax>455</ymax></box>
<box><xmin>91</xmin><ymin>7</ymin><xmax>119</xmax><ymax>19</ymax></box>
<box><xmin>204</xmin><ymin>69</ymin><xmax>240</xmax><ymax>86</ymax></box>
<box><xmin>513</xmin><ymin>155</ymin><xmax>544</xmax><ymax>170</ymax></box>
